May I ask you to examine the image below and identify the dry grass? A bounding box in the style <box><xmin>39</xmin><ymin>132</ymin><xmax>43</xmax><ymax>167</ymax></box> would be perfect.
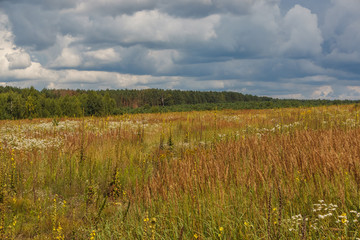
<box><xmin>0</xmin><ymin>105</ymin><xmax>360</xmax><ymax>239</ymax></box>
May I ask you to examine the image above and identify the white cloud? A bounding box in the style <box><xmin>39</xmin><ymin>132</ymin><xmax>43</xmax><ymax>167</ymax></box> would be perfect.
<box><xmin>0</xmin><ymin>11</ymin><xmax>42</xmax><ymax>80</ymax></box>
<box><xmin>51</xmin><ymin>47</ymin><xmax>82</xmax><ymax>68</ymax></box>
<box><xmin>6</xmin><ymin>51</ymin><xmax>32</xmax><ymax>69</ymax></box>
<box><xmin>109</xmin><ymin>10</ymin><xmax>220</xmax><ymax>44</ymax></box>
<box><xmin>74</xmin><ymin>0</ymin><xmax>156</xmax><ymax>16</ymax></box>
<box><xmin>85</xmin><ymin>48</ymin><xmax>120</xmax><ymax>62</ymax></box>
<box><xmin>311</xmin><ymin>86</ymin><xmax>333</xmax><ymax>99</ymax></box>
<box><xmin>49</xmin><ymin>35</ymin><xmax>82</xmax><ymax>68</ymax></box>
<box><xmin>210</xmin><ymin>2</ymin><xmax>281</xmax><ymax>57</ymax></box>
<box><xmin>0</xmin><ymin>12</ymin><xmax>186</xmax><ymax>90</ymax></box>
<box><xmin>146</xmin><ymin>49</ymin><xmax>180</xmax><ymax>73</ymax></box>
<box><xmin>347</xmin><ymin>86</ymin><xmax>360</xmax><ymax>94</ymax></box>
<box><xmin>46</xmin><ymin>70</ymin><xmax>183</xmax><ymax>90</ymax></box>
<box><xmin>335</xmin><ymin>86</ymin><xmax>360</xmax><ymax>100</ymax></box>
<box><xmin>1</xmin><ymin>1</ymin><xmax>360</xmax><ymax>99</ymax></box>
<box><xmin>281</xmin><ymin>5</ymin><xmax>323</xmax><ymax>57</ymax></box>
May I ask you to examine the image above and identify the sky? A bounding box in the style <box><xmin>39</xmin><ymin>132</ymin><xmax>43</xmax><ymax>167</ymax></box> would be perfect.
<box><xmin>0</xmin><ymin>0</ymin><xmax>360</xmax><ymax>99</ymax></box>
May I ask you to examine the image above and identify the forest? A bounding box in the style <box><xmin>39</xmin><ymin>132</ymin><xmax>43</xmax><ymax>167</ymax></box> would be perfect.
<box><xmin>0</xmin><ymin>86</ymin><xmax>357</xmax><ymax>119</ymax></box>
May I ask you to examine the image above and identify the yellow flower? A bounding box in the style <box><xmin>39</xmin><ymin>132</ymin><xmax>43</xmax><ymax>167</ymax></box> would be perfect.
<box><xmin>244</xmin><ymin>221</ymin><xmax>249</xmax><ymax>227</ymax></box>
<box><xmin>219</xmin><ymin>226</ymin><xmax>224</xmax><ymax>232</ymax></box>
<box><xmin>194</xmin><ymin>233</ymin><xmax>198</xmax><ymax>239</ymax></box>
<box><xmin>90</xmin><ymin>230</ymin><xmax>96</xmax><ymax>240</ymax></box>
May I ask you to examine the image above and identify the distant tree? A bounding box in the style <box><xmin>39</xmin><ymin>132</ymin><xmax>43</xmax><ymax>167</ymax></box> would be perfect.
<box><xmin>102</xmin><ymin>92</ymin><xmax>116</xmax><ymax>115</ymax></box>
<box><xmin>86</xmin><ymin>91</ymin><xmax>103</xmax><ymax>116</ymax></box>
<box><xmin>6</xmin><ymin>91</ymin><xmax>25</xmax><ymax>119</ymax></box>
<box><xmin>0</xmin><ymin>94</ymin><xmax>9</xmax><ymax>119</ymax></box>
<box><xmin>25</xmin><ymin>95</ymin><xmax>36</xmax><ymax>118</ymax></box>
<box><xmin>60</xmin><ymin>96</ymin><xmax>82</xmax><ymax>117</ymax></box>
<box><xmin>48</xmin><ymin>99</ymin><xmax>62</xmax><ymax>117</ymax></box>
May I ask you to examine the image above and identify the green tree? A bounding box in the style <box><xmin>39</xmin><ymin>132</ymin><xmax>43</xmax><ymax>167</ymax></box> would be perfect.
<box><xmin>102</xmin><ymin>92</ymin><xmax>116</xmax><ymax>116</ymax></box>
<box><xmin>60</xmin><ymin>96</ymin><xmax>82</xmax><ymax>117</ymax></box>
<box><xmin>86</xmin><ymin>91</ymin><xmax>103</xmax><ymax>116</ymax></box>
<box><xmin>6</xmin><ymin>91</ymin><xmax>25</xmax><ymax>119</ymax></box>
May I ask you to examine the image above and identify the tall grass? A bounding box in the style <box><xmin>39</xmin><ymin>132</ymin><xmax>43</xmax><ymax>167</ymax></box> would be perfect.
<box><xmin>0</xmin><ymin>105</ymin><xmax>360</xmax><ymax>239</ymax></box>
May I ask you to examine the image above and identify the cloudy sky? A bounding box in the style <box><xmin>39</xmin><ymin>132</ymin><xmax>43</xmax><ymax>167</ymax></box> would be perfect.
<box><xmin>0</xmin><ymin>0</ymin><xmax>360</xmax><ymax>99</ymax></box>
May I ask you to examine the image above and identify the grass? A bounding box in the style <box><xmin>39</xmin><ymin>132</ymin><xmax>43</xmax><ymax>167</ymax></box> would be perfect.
<box><xmin>0</xmin><ymin>105</ymin><xmax>360</xmax><ymax>239</ymax></box>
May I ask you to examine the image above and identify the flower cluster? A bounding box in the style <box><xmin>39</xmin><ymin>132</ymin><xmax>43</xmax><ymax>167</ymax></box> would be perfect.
<box><xmin>284</xmin><ymin>200</ymin><xmax>360</xmax><ymax>234</ymax></box>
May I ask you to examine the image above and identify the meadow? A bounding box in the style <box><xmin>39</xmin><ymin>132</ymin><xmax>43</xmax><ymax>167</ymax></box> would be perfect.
<box><xmin>1</xmin><ymin>105</ymin><xmax>360</xmax><ymax>239</ymax></box>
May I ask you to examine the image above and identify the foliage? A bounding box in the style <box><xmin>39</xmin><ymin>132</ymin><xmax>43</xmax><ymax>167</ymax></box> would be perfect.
<box><xmin>0</xmin><ymin>86</ymin><xmax>358</xmax><ymax>119</ymax></box>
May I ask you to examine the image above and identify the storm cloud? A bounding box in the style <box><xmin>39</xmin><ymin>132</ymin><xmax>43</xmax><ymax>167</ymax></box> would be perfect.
<box><xmin>0</xmin><ymin>0</ymin><xmax>360</xmax><ymax>99</ymax></box>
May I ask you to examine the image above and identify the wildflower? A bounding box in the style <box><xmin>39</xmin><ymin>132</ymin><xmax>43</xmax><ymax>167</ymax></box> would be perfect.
<box><xmin>194</xmin><ymin>233</ymin><xmax>198</xmax><ymax>239</ymax></box>
<box><xmin>338</xmin><ymin>213</ymin><xmax>348</xmax><ymax>224</ymax></box>
<box><xmin>244</xmin><ymin>221</ymin><xmax>249</xmax><ymax>227</ymax></box>
<box><xmin>219</xmin><ymin>227</ymin><xmax>224</xmax><ymax>232</ymax></box>
<box><xmin>90</xmin><ymin>230</ymin><xmax>96</xmax><ymax>240</ymax></box>
<box><xmin>55</xmin><ymin>223</ymin><xmax>64</xmax><ymax>240</ymax></box>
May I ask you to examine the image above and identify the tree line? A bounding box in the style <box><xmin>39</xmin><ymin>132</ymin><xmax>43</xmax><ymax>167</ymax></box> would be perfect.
<box><xmin>0</xmin><ymin>86</ymin><xmax>357</xmax><ymax>119</ymax></box>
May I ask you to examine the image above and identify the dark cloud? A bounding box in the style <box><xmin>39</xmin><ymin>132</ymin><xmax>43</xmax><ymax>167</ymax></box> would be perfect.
<box><xmin>1</xmin><ymin>0</ymin><xmax>76</xmax><ymax>8</ymax></box>
<box><xmin>0</xmin><ymin>0</ymin><xmax>360</xmax><ymax>99</ymax></box>
<box><xmin>159</xmin><ymin>0</ymin><xmax>255</xmax><ymax>18</ymax></box>
<box><xmin>76</xmin><ymin>0</ymin><xmax>157</xmax><ymax>17</ymax></box>
<box><xmin>4</xmin><ymin>3</ymin><xmax>59</xmax><ymax>50</ymax></box>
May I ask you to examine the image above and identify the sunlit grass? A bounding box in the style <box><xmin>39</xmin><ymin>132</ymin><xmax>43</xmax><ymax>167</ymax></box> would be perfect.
<box><xmin>0</xmin><ymin>105</ymin><xmax>360</xmax><ymax>238</ymax></box>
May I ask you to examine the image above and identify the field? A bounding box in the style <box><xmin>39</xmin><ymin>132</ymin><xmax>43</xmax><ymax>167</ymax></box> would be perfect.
<box><xmin>1</xmin><ymin>105</ymin><xmax>360</xmax><ymax>239</ymax></box>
